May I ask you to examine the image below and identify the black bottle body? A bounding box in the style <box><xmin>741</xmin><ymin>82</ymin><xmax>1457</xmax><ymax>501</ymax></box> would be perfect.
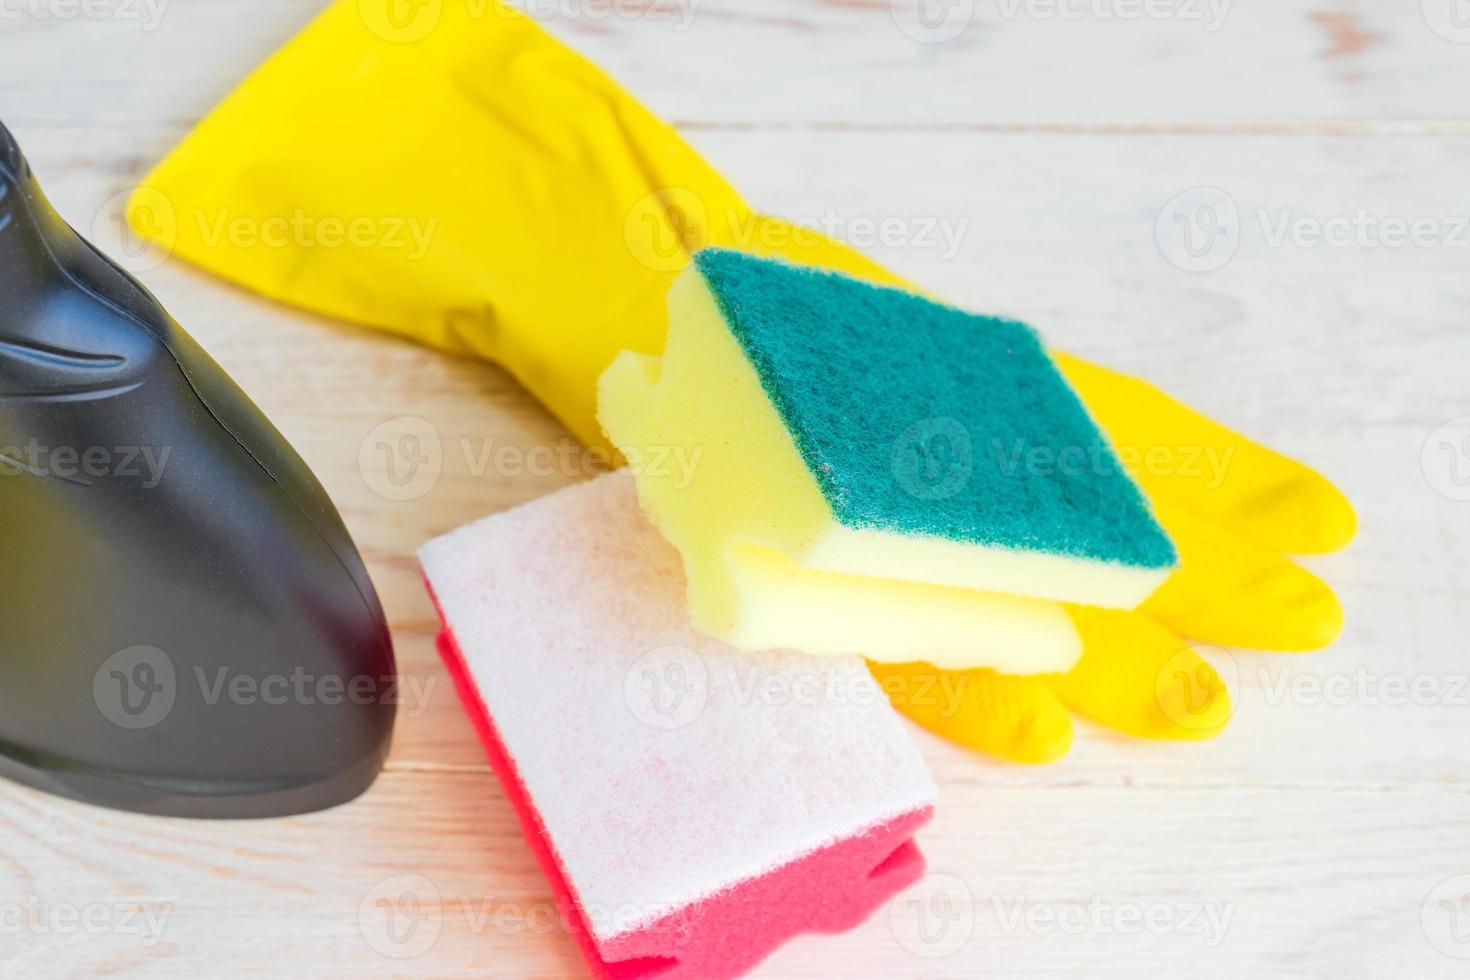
<box><xmin>0</xmin><ymin>121</ymin><xmax>395</xmax><ymax>817</ymax></box>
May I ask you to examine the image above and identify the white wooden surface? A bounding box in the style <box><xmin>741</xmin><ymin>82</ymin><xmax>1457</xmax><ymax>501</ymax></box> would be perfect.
<box><xmin>3</xmin><ymin>2</ymin><xmax>1470</xmax><ymax>977</ymax></box>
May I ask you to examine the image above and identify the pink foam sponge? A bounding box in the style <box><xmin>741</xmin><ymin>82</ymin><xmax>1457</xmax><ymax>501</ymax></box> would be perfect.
<box><xmin>419</xmin><ymin>472</ymin><xmax>937</xmax><ymax>980</ymax></box>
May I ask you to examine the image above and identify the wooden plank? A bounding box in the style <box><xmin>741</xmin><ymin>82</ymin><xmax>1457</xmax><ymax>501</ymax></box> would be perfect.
<box><xmin>545</xmin><ymin>0</ymin><xmax>1470</xmax><ymax>129</ymax></box>
<box><xmin>0</xmin><ymin>0</ymin><xmax>1468</xmax><ymax>131</ymax></box>
<box><xmin>0</xmin><ymin>773</ymin><xmax>1465</xmax><ymax>976</ymax></box>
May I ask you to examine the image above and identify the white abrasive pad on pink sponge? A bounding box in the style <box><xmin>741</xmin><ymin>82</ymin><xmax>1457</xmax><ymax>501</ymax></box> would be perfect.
<box><xmin>418</xmin><ymin>471</ymin><xmax>938</xmax><ymax>980</ymax></box>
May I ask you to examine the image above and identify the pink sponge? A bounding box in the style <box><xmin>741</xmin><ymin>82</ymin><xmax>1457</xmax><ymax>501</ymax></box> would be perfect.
<box><xmin>419</xmin><ymin>473</ymin><xmax>937</xmax><ymax>980</ymax></box>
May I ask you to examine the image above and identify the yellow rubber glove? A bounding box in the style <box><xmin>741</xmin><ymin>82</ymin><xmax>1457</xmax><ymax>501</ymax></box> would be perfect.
<box><xmin>871</xmin><ymin>363</ymin><xmax>1355</xmax><ymax>762</ymax></box>
<box><xmin>129</xmin><ymin>0</ymin><xmax>756</xmax><ymax>451</ymax></box>
<box><xmin>128</xmin><ymin>0</ymin><xmax>1355</xmax><ymax>762</ymax></box>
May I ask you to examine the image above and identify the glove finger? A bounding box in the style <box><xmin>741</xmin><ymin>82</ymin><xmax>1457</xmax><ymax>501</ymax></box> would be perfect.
<box><xmin>1051</xmin><ymin>607</ymin><xmax>1233</xmax><ymax>741</ymax></box>
<box><xmin>1053</xmin><ymin>352</ymin><xmax>1356</xmax><ymax>555</ymax></box>
<box><xmin>868</xmin><ymin>661</ymin><xmax>1074</xmax><ymax>764</ymax></box>
<box><xmin>1143</xmin><ymin>498</ymin><xmax>1343</xmax><ymax>651</ymax></box>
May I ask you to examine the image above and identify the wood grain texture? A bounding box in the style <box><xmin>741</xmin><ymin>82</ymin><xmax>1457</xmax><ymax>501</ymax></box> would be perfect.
<box><xmin>2</xmin><ymin>1</ymin><xmax>1469</xmax><ymax>976</ymax></box>
<box><xmin>3</xmin><ymin>0</ymin><xmax>1468</xmax><ymax>129</ymax></box>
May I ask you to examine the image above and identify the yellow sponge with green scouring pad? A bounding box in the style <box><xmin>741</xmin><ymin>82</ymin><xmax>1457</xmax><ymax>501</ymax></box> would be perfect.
<box><xmin>598</xmin><ymin>249</ymin><xmax>1177</xmax><ymax>671</ymax></box>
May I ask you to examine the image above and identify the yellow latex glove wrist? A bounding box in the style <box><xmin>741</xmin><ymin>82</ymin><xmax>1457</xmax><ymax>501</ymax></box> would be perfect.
<box><xmin>130</xmin><ymin>0</ymin><xmax>1355</xmax><ymax>763</ymax></box>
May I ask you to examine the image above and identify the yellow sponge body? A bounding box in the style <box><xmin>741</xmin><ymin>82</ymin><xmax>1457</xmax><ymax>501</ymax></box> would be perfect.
<box><xmin>599</xmin><ymin>266</ymin><xmax>1082</xmax><ymax>672</ymax></box>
